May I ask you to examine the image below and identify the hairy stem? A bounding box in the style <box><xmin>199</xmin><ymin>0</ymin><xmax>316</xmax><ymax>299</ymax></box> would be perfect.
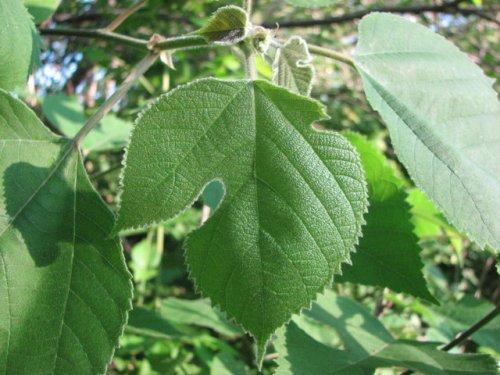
<box><xmin>243</xmin><ymin>0</ymin><xmax>253</xmax><ymax>15</ymax></box>
<box><xmin>307</xmin><ymin>43</ymin><xmax>354</xmax><ymax>67</ymax></box>
<box><xmin>73</xmin><ymin>52</ymin><xmax>159</xmax><ymax>147</ymax></box>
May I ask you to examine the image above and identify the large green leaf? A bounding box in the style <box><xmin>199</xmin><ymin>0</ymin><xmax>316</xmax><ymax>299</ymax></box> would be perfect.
<box><xmin>42</xmin><ymin>94</ymin><xmax>132</xmax><ymax>154</ymax></box>
<box><xmin>273</xmin><ymin>36</ymin><xmax>315</xmax><ymax>96</ymax></box>
<box><xmin>116</xmin><ymin>78</ymin><xmax>367</xmax><ymax>354</ymax></box>
<box><xmin>0</xmin><ymin>0</ymin><xmax>40</xmax><ymax>91</ymax></box>
<box><xmin>275</xmin><ymin>290</ymin><xmax>498</xmax><ymax>374</ymax></box>
<box><xmin>0</xmin><ymin>90</ymin><xmax>132</xmax><ymax>374</ymax></box>
<box><xmin>353</xmin><ymin>13</ymin><xmax>500</xmax><ymax>250</ymax></box>
<box><xmin>338</xmin><ymin>133</ymin><xmax>436</xmax><ymax>303</ymax></box>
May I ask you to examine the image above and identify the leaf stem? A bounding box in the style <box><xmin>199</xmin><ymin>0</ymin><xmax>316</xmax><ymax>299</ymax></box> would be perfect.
<box><xmin>73</xmin><ymin>52</ymin><xmax>159</xmax><ymax>148</ymax></box>
<box><xmin>243</xmin><ymin>0</ymin><xmax>253</xmax><ymax>15</ymax></box>
<box><xmin>401</xmin><ymin>304</ymin><xmax>500</xmax><ymax>375</ymax></box>
<box><xmin>306</xmin><ymin>43</ymin><xmax>355</xmax><ymax>67</ymax></box>
<box><xmin>105</xmin><ymin>0</ymin><xmax>148</xmax><ymax>32</ymax></box>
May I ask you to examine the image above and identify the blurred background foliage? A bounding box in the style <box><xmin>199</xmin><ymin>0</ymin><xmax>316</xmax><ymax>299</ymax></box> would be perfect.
<box><xmin>20</xmin><ymin>0</ymin><xmax>499</xmax><ymax>373</ymax></box>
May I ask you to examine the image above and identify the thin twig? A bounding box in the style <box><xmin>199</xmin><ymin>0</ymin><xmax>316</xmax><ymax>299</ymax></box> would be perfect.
<box><xmin>401</xmin><ymin>304</ymin><xmax>500</xmax><ymax>375</ymax></box>
<box><xmin>105</xmin><ymin>0</ymin><xmax>147</xmax><ymax>32</ymax></box>
<box><xmin>261</xmin><ymin>0</ymin><xmax>500</xmax><ymax>28</ymax></box>
<box><xmin>39</xmin><ymin>27</ymin><xmax>149</xmax><ymax>48</ymax></box>
<box><xmin>73</xmin><ymin>53</ymin><xmax>159</xmax><ymax>147</ymax></box>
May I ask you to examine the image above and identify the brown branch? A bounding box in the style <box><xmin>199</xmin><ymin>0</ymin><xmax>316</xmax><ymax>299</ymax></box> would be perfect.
<box><xmin>261</xmin><ymin>1</ymin><xmax>500</xmax><ymax>28</ymax></box>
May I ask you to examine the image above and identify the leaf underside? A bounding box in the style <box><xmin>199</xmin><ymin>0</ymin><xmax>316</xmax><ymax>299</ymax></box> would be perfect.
<box><xmin>275</xmin><ymin>290</ymin><xmax>499</xmax><ymax>375</ymax></box>
<box><xmin>338</xmin><ymin>133</ymin><xmax>436</xmax><ymax>303</ymax></box>
<box><xmin>0</xmin><ymin>90</ymin><xmax>132</xmax><ymax>374</ymax></box>
<box><xmin>353</xmin><ymin>13</ymin><xmax>500</xmax><ymax>250</ymax></box>
<box><xmin>116</xmin><ymin>78</ymin><xmax>368</xmax><ymax>351</ymax></box>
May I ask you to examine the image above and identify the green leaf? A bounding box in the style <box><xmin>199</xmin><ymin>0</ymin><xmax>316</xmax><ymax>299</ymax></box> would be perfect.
<box><xmin>273</xmin><ymin>36</ymin><xmax>315</xmax><ymax>96</ymax></box>
<box><xmin>130</xmin><ymin>239</ymin><xmax>162</xmax><ymax>282</ymax></box>
<box><xmin>159</xmin><ymin>298</ymin><xmax>242</xmax><ymax>338</ymax></box>
<box><xmin>275</xmin><ymin>290</ymin><xmax>498</xmax><ymax>374</ymax></box>
<box><xmin>338</xmin><ymin>133</ymin><xmax>436</xmax><ymax>303</ymax></box>
<box><xmin>423</xmin><ymin>296</ymin><xmax>500</xmax><ymax>352</ymax></box>
<box><xmin>285</xmin><ymin>0</ymin><xmax>336</xmax><ymax>7</ymax></box>
<box><xmin>0</xmin><ymin>0</ymin><xmax>41</xmax><ymax>91</ymax></box>
<box><xmin>126</xmin><ymin>306</ymin><xmax>185</xmax><ymax>340</ymax></box>
<box><xmin>24</xmin><ymin>0</ymin><xmax>61</xmax><ymax>23</ymax></box>
<box><xmin>209</xmin><ymin>352</ymin><xmax>248</xmax><ymax>375</ymax></box>
<box><xmin>408</xmin><ymin>188</ymin><xmax>452</xmax><ymax>238</ymax></box>
<box><xmin>42</xmin><ymin>94</ymin><xmax>132</xmax><ymax>153</ymax></box>
<box><xmin>353</xmin><ymin>13</ymin><xmax>500</xmax><ymax>250</ymax></box>
<box><xmin>193</xmin><ymin>6</ymin><xmax>249</xmax><ymax>45</ymax></box>
<box><xmin>0</xmin><ymin>90</ymin><xmax>132</xmax><ymax>373</ymax></box>
<box><xmin>116</xmin><ymin>78</ymin><xmax>367</xmax><ymax>354</ymax></box>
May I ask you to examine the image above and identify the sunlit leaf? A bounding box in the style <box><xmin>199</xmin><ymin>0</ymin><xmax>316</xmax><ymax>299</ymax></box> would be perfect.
<box><xmin>116</xmin><ymin>78</ymin><xmax>367</xmax><ymax>357</ymax></box>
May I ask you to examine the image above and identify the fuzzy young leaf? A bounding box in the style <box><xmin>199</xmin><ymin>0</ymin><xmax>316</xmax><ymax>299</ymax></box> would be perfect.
<box><xmin>338</xmin><ymin>133</ymin><xmax>436</xmax><ymax>303</ymax></box>
<box><xmin>193</xmin><ymin>6</ymin><xmax>249</xmax><ymax>45</ymax></box>
<box><xmin>275</xmin><ymin>291</ymin><xmax>499</xmax><ymax>374</ymax></box>
<box><xmin>0</xmin><ymin>90</ymin><xmax>132</xmax><ymax>374</ymax></box>
<box><xmin>273</xmin><ymin>36</ymin><xmax>315</xmax><ymax>96</ymax></box>
<box><xmin>116</xmin><ymin>78</ymin><xmax>367</xmax><ymax>354</ymax></box>
<box><xmin>353</xmin><ymin>13</ymin><xmax>500</xmax><ymax>250</ymax></box>
<box><xmin>0</xmin><ymin>0</ymin><xmax>40</xmax><ymax>91</ymax></box>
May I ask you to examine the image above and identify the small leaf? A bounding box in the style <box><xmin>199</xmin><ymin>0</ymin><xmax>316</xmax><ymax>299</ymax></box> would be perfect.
<box><xmin>0</xmin><ymin>90</ymin><xmax>132</xmax><ymax>374</ymax></box>
<box><xmin>193</xmin><ymin>6</ymin><xmax>249</xmax><ymax>45</ymax></box>
<box><xmin>273</xmin><ymin>36</ymin><xmax>315</xmax><ymax>96</ymax></box>
<box><xmin>353</xmin><ymin>13</ymin><xmax>500</xmax><ymax>250</ymax></box>
<box><xmin>338</xmin><ymin>133</ymin><xmax>437</xmax><ymax>303</ymax></box>
<box><xmin>0</xmin><ymin>0</ymin><xmax>41</xmax><ymax>91</ymax></box>
<box><xmin>116</xmin><ymin>78</ymin><xmax>367</xmax><ymax>353</ymax></box>
<box><xmin>42</xmin><ymin>94</ymin><xmax>132</xmax><ymax>153</ymax></box>
<box><xmin>275</xmin><ymin>290</ymin><xmax>499</xmax><ymax>374</ymax></box>
<box><xmin>24</xmin><ymin>0</ymin><xmax>61</xmax><ymax>23</ymax></box>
